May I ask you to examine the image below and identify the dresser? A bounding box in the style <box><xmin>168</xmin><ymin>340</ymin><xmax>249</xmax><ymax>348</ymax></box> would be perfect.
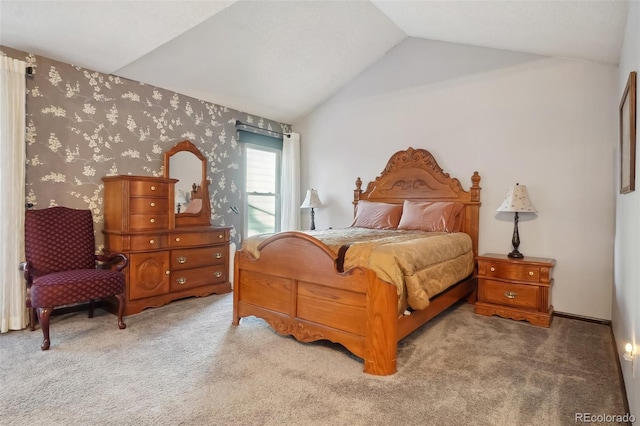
<box><xmin>474</xmin><ymin>253</ymin><xmax>555</xmax><ymax>327</ymax></box>
<box><xmin>102</xmin><ymin>175</ymin><xmax>232</xmax><ymax>315</ymax></box>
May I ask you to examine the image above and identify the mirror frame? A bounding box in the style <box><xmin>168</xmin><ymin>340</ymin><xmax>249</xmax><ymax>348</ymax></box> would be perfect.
<box><xmin>163</xmin><ymin>140</ymin><xmax>212</xmax><ymax>227</ymax></box>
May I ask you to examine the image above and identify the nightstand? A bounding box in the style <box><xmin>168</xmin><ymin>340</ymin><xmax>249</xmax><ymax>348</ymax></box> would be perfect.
<box><xmin>474</xmin><ymin>253</ymin><xmax>555</xmax><ymax>327</ymax></box>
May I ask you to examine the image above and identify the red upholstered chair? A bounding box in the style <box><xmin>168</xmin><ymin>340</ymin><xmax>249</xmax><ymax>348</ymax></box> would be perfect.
<box><xmin>23</xmin><ymin>206</ymin><xmax>128</xmax><ymax>350</ymax></box>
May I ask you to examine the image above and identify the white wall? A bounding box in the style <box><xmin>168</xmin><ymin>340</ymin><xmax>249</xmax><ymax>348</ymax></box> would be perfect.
<box><xmin>614</xmin><ymin>0</ymin><xmax>640</xmax><ymax>416</ymax></box>
<box><xmin>293</xmin><ymin>38</ymin><xmax>618</xmax><ymax>320</ymax></box>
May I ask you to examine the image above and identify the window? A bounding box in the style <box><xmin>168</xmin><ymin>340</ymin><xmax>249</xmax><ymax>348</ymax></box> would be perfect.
<box><xmin>244</xmin><ymin>144</ymin><xmax>282</xmax><ymax>237</ymax></box>
<box><xmin>238</xmin><ymin>126</ymin><xmax>283</xmax><ymax>238</ymax></box>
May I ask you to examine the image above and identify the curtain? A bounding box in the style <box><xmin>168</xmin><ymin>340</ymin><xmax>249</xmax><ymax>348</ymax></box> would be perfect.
<box><xmin>0</xmin><ymin>56</ymin><xmax>27</xmax><ymax>332</ymax></box>
<box><xmin>280</xmin><ymin>132</ymin><xmax>300</xmax><ymax>231</ymax></box>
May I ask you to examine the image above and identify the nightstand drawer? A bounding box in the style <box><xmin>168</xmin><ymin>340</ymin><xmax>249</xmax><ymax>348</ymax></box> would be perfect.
<box><xmin>481</xmin><ymin>279</ymin><xmax>538</xmax><ymax>309</ymax></box>
<box><xmin>479</xmin><ymin>260</ymin><xmax>540</xmax><ymax>282</ymax></box>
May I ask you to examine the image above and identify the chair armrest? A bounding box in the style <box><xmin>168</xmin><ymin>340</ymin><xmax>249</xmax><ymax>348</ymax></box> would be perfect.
<box><xmin>19</xmin><ymin>261</ymin><xmax>33</xmax><ymax>285</ymax></box>
<box><xmin>96</xmin><ymin>253</ymin><xmax>129</xmax><ymax>272</ymax></box>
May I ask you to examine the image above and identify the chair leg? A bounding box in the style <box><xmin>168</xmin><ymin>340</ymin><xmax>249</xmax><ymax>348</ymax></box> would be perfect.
<box><xmin>115</xmin><ymin>293</ymin><xmax>126</xmax><ymax>330</ymax></box>
<box><xmin>88</xmin><ymin>299</ymin><xmax>95</xmax><ymax>318</ymax></box>
<box><xmin>29</xmin><ymin>307</ymin><xmax>36</xmax><ymax>331</ymax></box>
<box><xmin>37</xmin><ymin>307</ymin><xmax>53</xmax><ymax>351</ymax></box>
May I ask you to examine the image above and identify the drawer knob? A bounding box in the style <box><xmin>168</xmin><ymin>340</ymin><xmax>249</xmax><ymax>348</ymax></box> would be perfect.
<box><xmin>177</xmin><ymin>277</ymin><xmax>187</xmax><ymax>285</ymax></box>
<box><xmin>504</xmin><ymin>291</ymin><xmax>517</xmax><ymax>299</ymax></box>
<box><xmin>149</xmin><ymin>239</ymin><xmax>155</xmax><ymax>244</ymax></box>
<box><xmin>177</xmin><ymin>256</ymin><xmax>187</xmax><ymax>264</ymax></box>
<box><xmin>215</xmin><ymin>252</ymin><xmax>222</xmax><ymax>259</ymax></box>
<box><xmin>150</xmin><ymin>218</ymin><xmax>155</xmax><ymax>223</ymax></box>
<box><xmin>151</xmin><ymin>186</ymin><xmax>156</xmax><ymax>191</ymax></box>
<box><xmin>175</xmin><ymin>237</ymin><xmax>181</xmax><ymax>242</ymax></box>
<box><xmin>165</xmin><ymin>270</ymin><xmax>170</xmax><ymax>275</ymax></box>
<box><xmin>150</xmin><ymin>202</ymin><xmax>155</xmax><ymax>207</ymax></box>
<box><xmin>218</xmin><ymin>234</ymin><xmax>223</xmax><ymax>239</ymax></box>
<box><xmin>528</xmin><ymin>271</ymin><xmax>534</xmax><ymax>276</ymax></box>
<box><xmin>490</xmin><ymin>267</ymin><xmax>495</xmax><ymax>272</ymax></box>
<box><xmin>214</xmin><ymin>272</ymin><xmax>222</xmax><ymax>278</ymax></box>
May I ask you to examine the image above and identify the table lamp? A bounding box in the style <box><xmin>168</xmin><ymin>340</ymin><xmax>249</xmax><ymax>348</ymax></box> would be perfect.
<box><xmin>300</xmin><ymin>189</ymin><xmax>323</xmax><ymax>230</ymax></box>
<box><xmin>496</xmin><ymin>183</ymin><xmax>537</xmax><ymax>258</ymax></box>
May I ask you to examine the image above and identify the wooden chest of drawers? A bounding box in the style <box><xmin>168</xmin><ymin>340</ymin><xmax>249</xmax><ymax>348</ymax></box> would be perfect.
<box><xmin>103</xmin><ymin>175</ymin><xmax>231</xmax><ymax>315</ymax></box>
<box><xmin>474</xmin><ymin>253</ymin><xmax>555</xmax><ymax>327</ymax></box>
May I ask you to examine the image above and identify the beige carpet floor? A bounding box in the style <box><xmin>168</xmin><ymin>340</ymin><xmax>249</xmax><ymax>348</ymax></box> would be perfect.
<box><xmin>0</xmin><ymin>293</ymin><xmax>628</xmax><ymax>425</ymax></box>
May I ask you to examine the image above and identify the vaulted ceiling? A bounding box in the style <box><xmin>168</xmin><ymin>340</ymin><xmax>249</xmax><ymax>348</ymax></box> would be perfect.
<box><xmin>0</xmin><ymin>0</ymin><xmax>630</xmax><ymax>123</ymax></box>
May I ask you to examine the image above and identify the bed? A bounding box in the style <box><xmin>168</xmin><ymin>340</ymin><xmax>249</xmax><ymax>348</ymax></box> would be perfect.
<box><xmin>232</xmin><ymin>147</ymin><xmax>481</xmax><ymax>375</ymax></box>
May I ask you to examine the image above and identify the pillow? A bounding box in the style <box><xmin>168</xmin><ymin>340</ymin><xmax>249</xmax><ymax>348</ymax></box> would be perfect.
<box><xmin>397</xmin><ymin>200</ymin><xmax>465</xmax><ymax>232</ymax></box>
<box><xmin>351</xmin><ymin>200</ymin><xmax>403</xmax><ymax>230</ymax></box>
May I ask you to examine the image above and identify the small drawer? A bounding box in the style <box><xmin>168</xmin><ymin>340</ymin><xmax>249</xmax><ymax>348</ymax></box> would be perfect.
<box><xmin>130</xmin><ymin>181</ymin><xmax>169</xmax><ymax>197</ymax></box>
<box><xmin>129</xmin><ymin>234</ymin><xmax>167</xmax><ymax>251</ymax></box>
<box><xmin>171</xmin><ymin>247</ymin><xmax>227</xmax><ymax>270</ymax></box>
<box><xmin>480</xmin><ymin>279</ymin><xmax>538</xmax><ymax>309</ymax></box>
<box><xmin>129</xmin><ymin>214</ymin><xmax>169</xmax><ymax>230</ymax></box>
<box><xmin>171</xmin><ymin>230</ymin><xmax>228</xmax><ymax>248</ymax></box>
<box><xmin>170</xmin><ymin>264</ymin><xmax>227</xmax><ymax>291</ymax></box>
<box><xmin>480</xmin><ymin>261</ymin><xmax>540</xmax><ymax>283</ymax></box>
<box><xmin>130</xmin><ymin>197</ymin><xmax>168</xmax><ymax>213</ymax></box>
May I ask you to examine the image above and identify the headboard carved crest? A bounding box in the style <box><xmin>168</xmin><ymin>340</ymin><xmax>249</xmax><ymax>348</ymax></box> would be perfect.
<box><xmin>382</xmin><ymin>147</ymin><xmax>443</xmax><ymax>175</ymax></box>
<box><xmin>358</xmin><ymin>147</ymin><xmax>471</xmax><ymax>200</ymax></box>
<box><xmin>391</xmin><ymin>179</ymin><xmax>434</xmax><ymax>192</ymax></box>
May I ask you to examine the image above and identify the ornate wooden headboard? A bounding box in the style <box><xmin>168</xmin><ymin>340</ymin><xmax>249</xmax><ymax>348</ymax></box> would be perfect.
<box><xmin>353</xmin><ymin>147</ymin><xmax>482</xmax><ymax>257</ymax></box>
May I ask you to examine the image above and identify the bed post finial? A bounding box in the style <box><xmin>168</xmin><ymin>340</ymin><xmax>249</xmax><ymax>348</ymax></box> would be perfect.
<box><xmin>353</xmin><ymin>177</ymin><xmax>363</xmax><ymax>216</ymax></box>
<box><xmin>470</xmin><ymin>171</ymin><xmax>481</xmax><ymax>202</ymax></box>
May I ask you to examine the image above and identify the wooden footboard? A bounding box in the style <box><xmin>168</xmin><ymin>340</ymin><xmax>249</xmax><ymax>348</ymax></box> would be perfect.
<box><xmin>233</xmin><ymin>232</ymin><xmax>398</xmax><ymax>375</ymax></box>
<box><xmin>232</xmin><ymin>232</ymin><xmax>474</xmax><ymax>375</ymax></box>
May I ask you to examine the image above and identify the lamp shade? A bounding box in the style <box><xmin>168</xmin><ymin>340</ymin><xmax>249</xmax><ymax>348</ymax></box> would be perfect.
<box><xmin>300</xmin><ymin>189</ymin><xmax>324</xmax><ymax>209</ymax></box>
<box><xmin>496</xmin><ymin>183</ymin><xmax>537</xmax><ymax>213</ymax></box>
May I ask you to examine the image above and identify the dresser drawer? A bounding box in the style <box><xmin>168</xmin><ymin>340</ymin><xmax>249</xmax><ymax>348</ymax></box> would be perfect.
<box><xmin>129</xmin><ymin>214</ymin><xmax>169</xmax><ymax>230</ymax></box>
<box><xmin>171</xmin><ymin>247</ymin><xmax>227</xmax><ymax>270</ymax></box>
<box><xmin>480</xmin><ymin>279</ymin><xmax>538</xmax><ymax>309</ymax></box>
<box><xmin>129</xmin><ymin>234</ymin><xmax>168</xmax><ymax>251</ymax></box>
<box><xmin>130</xmin><ymin>197</ymin><xmax>169</xmax><ymax>214</ymax></box>
<box><xmin>170</xmin><ymin>230</ymin><xmax>228</xmax><ymax>248</ymax></box>
<box><xmin>129</xmin><ymin>181</ymin><xmax>169</xmax><ymax>197</ymax></box>
<box><xmin>479</xmin><ymin>260</ymin><xmax>540</xmax><ymax>283</ymax></box>
<box><xmin>170</xmin><ymin>264</ymin><xmax>227</xmax><ymax>291</ymax></box>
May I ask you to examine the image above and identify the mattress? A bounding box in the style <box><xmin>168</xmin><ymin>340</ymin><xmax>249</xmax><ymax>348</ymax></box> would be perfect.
<box><xmin>242</xmin><ymin>227</ymin><xmax>474</xmax><ymax>312</ymax></box>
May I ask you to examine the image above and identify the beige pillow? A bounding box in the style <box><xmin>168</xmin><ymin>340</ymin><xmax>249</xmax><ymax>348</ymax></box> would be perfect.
<box><xmin>397</xmin><ymin>200</ymin><xmax>465</xmax><ymax>232</ymax></box>
<box><xmin>351</xmin><ymin>200</ymin><xmax>403</xmax><ymax>230</ymax></box>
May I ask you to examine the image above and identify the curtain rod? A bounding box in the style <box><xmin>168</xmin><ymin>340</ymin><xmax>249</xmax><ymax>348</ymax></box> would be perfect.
<box><xmin>235</xmin><ymin>120</ymin><xmax>290</xmax><ymax>138</ymax></box>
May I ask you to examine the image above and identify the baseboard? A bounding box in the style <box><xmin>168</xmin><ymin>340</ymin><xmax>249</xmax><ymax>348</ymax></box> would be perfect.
<box><xmin>553</xmin><ymin>311</ymin><xmax>611</xmax><ymax>325</ymax></box>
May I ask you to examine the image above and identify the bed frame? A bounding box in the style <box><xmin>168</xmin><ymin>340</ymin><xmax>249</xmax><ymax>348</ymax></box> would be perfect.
<box><xmin>232</xmin><ymin>147</ymin><xmax>481</xmax><ymax>375</ymax></box>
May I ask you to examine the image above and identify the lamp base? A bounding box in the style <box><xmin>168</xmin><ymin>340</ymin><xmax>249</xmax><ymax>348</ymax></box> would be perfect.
<box><xmin>508</xmin><ymin>249</ymin><xmax>524</xmax><ymax>259</ymax></box>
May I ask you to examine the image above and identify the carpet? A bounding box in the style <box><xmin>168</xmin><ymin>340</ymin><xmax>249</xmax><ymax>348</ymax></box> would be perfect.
<box><xmin>0</xmin><ymin>293</ymin><xmax>628</xmax><ymax>425</ymax></box>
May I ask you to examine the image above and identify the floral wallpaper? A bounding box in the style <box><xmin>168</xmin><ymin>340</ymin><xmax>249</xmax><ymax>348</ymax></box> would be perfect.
<box><xmin>0</xmin><ymin>46</ymin><xmax>290</xmax><ymax>249</ymax></box>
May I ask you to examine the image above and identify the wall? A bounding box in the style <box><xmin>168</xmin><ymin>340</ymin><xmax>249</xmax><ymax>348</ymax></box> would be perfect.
<box><xmin>294</xmin><ymin>37</ymin><xmax>618</xmax><ymax>320</ymax></box>
<box><xmin>0</xmin><ymin>46</ymin><xmax>289</xmax><ymax>249</ymax></box>
<box><xmin>613</xmin><ymin>0</ymin><xmax>640</xmax><ymax>416</ymax></box>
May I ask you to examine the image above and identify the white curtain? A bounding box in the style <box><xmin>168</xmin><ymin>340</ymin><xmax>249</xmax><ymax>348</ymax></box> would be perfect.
<box><xmin>280</xmin><ymin>132</ymin><xmax>300</xmax><ymax>231</ymax></box>
<box><xmin>0</xmin><ymin>56</ymin><xmax>27</xmax><ymax>332</ymax></box>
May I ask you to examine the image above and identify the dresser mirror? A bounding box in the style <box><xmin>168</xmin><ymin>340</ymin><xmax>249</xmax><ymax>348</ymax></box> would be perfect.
<box><xmin>164</xmin><ymin>140</ymin><xmax>212</xmax><ymax>227</ymax></box>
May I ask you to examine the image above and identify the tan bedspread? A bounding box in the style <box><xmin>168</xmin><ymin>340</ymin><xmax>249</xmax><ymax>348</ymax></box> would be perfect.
<box><xmin>242</xmin><ymin>228</ymin><xmax>474</xmax><ymax>312</ymax></box>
